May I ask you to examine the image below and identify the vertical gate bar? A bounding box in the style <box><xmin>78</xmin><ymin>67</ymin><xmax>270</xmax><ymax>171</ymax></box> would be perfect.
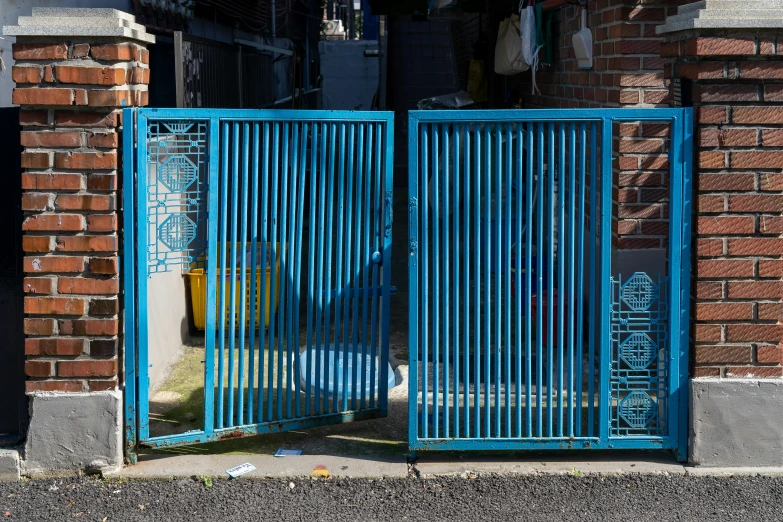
<box><xmin>258</xmin><ymin>122</ymin><xmax>270</xmax><ymax>423</ymax></box>
<box><xmin>341</xmin><ymin>124</ymin><xmax>356</xmax><ymax>412</ymax></box>
<box><xmin>227</xmin><ymin>121</ymin><xmax>240</xmax><ymax>427</ymax></box>
<box><xmin>247</xmin><ymin>122</ymin><xmax>260</xmax><ymax>424</ymax></box>
<box><xmin>567</xmin><ymin>122</ymin><xmax>576</xmax><ymax>437</ymax></box>
<box><xmin>508</xmin><ymin>123</ymin><xmax>514</xmax><ymax>438</ymax></box>
<box><xmin>284</xmin><ymin>123</ymin><xmax>300</xmax><ymax>420</ymax></box>
<box><xmin>331</xmin><ymin>122</ymin><xmax>346</xmax><ymax>413</ymax></box>
<box><xmin>408</xmin><ymin>117</ymin><xmax>420</xmax><ymax>443</ymax></box>
<box><xmin>462</xmin><ymin>125</ymin><xmax>470</xmax><ymax>439</ymax></box>
<box><xmin>351</xmin><ymin>124</ymin><xmax>365</xmax><ymax>411</ymax></box>
<box><xmin>473</xmin><ymin>124</ymin><xmax>481</xmax><ymax>438</ymax></box>
<box><xmin>525</xmin><ymin>122</ymin><xmax>534</xmax><ymax>437</ymax></box>
<box><xmin>380</xmin><ymin>117</ymin><xmax>393</xmax><ymax>415</ymax></box>
<box><xmin>369</xmin><ymin>122</ymin><xmax>381</xmax><ymax>409</ymax></box>
<box><xmin>494</xmin><ymin>124</ymin><xmax>501</xmax><ymax>438</ymax></box>
<box><xmin>343</xmin><ymin>123</ymin><xmax>357</xmax><ymax>410</ymax></box>
<box><xmin>677</xmin><ymin>109</ymin><xmax>694</xmax><ymax>460</ymax></box>
<box><xmin>305</xmin><ymin>123</ymin><xmax>318</xmax><ymax>416</ymax></box>
<box><xmin>667</xmin><ymin>113</ymin><xmax>685</xmax><ymax>457</ymax></box>
<box><xmin>556</xmin><ymin>122</ymin><xmax>565</xmax><ymax>437</ymax></box>
<box><xmin>217</xmin><ymin>121</ymin><xmax>230</xmax><ymax>429</ymax></box>
<box><xmin>293</xmin><ymin>122</ymin><xmax>308</xmax><ymax>418</ymax></box>
<box><xmin>361</xmin><ymin>124</ymin><xmax>373</xmax><ymax>410</ymax></box>
<box><xmin>504</xmin><ymin>123</ymin><xmax>512</xmax><ymax>438</ymax></box>
<box><xmin>237</xmin><ymin>122</ymin><xmax>250</xmax><ymax>426</ymax></box>
<box><xmin>323</xmin><ymin>123</ymin><xmax>337</xmax><ymax>413</ymax></box>
<box><xmin>483</xmin><ymin>123</ymin><xmax>491</xmax><ymax>438</ymax></box>
<box><xmin>515</xmin><ymin>122</ymin><xmax>523</xmax><ymax>438</ymax></box>
<box><xmin>420</xmin><ymin>123</ymin><xmax>429</xmax><ymax>437</ymax></box>
<box><xmin>598</xmin><ymin>117</ymin><xmax>612</xmax><ymax>442</ymax></box>
<box><xmin>443</xmin><ymin>123</ymin><xmax>450</xmax><ymax>438</ymax></box>
<box><xmin>535</xmin><ymin>122</ymin><xmax>544</xmax><ymax>438</ymax></box>
<box><xmin>336</xmin><ymin>123</ymin><xmax>350</xmax><ymax>411</ymax></box>
<box><xmin>266</xmin><ymin>122</ymin><xmax>280</xmax><ymax>420</ymax></box>
<box><xmin>547</xmin><ymin>122</ymin><xmax>555</xmax><ymax>438</ymax></box>
<box><xmin>314</xmin><ymin>123</ymin><xmax>330</xmax><ymax>415</ymax></box>
<box><xmin>276</xmin><ymin>121</ymin><xmax>290</xmax><ymax>421</ymax></box>
<box><xmin>576</xmin><ymin>122</ymin><xmax>587</xmax><ymax>437</ymax></box>
<box><xmin>432</xmin><ymin>123</ymin><xmax>440</xmax><ymax>438</ymax></box>
<box><xmin>123</xmin><ymin>109</ymin><xmax>137</xmax><ymax>451</ymax></box>
<box><xmin>454</xmin><ymin>124</ymin><xmax>461</xmax><ymax>438</ymax></box>
<box><xmin>135</xmin><ymin>113</ymin><xmax>149</xmax><ymax>442</ymax></box>
<box><xmin>588</xmin><ymin>121</ymin><xmax>597</xmax><ymax>436</ymax></box>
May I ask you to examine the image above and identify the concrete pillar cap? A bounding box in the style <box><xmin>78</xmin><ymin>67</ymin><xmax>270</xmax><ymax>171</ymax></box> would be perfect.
<box><xmin>2</xmin><ymin>7</ymin><xmax>154</xmax><ymax>44</ymax></box>
<box><xmin>658</xmin><ymin>0</ymin><xmax>783</xmax><ymax>34</ymax></box>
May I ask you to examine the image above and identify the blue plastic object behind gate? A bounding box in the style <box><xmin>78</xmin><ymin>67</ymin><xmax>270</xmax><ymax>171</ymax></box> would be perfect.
<box><xmin>298</xmin><ymin>345</ymin><xmax>397</xmax><ymax>397</ymax></box>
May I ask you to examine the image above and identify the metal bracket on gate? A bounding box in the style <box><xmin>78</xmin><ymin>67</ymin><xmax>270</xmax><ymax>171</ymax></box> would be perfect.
<box><xmin>384</xmin><ymin>190</ymin><xmax>393</xmax><ymax>238</ymax></box>
<box><xmin>409</xmin><ymin>197</ymin><xmax>417</xmax><ymax>255</ymax></box>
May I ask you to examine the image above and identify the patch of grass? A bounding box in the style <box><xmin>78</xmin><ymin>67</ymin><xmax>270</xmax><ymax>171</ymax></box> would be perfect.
<box><xmin>147</xmin><ymin>343</ymin><xmax>408</xmax><ymax>458</ymax></box>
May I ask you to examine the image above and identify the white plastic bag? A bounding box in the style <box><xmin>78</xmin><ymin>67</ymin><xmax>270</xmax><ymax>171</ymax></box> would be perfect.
<box><xmin>519</xmin><ymin>0</ymin><xmax>542</xmax><ymax>94</ymax></box>
<box><xmin>494</xmin><ymin>14</ymin><xmax>528</xmax><ymax>76</ymax></box>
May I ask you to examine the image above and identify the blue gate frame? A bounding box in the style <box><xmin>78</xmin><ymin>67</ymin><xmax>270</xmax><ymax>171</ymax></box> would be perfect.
<box><xmin>407</xmin><ymin>108</ymin><xmax>693</xmax><ymax>460</ymax></box>
<box><xmin>123</xmin><ymin>108</ymin><xmax>395</xmax><ymax>455</ymax></box>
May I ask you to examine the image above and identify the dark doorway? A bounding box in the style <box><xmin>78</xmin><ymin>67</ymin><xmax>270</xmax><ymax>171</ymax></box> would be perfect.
<box><xmin>0</xmin><ymin>107</ymin><xmax>26</xmax><ymax>442</ymax></box>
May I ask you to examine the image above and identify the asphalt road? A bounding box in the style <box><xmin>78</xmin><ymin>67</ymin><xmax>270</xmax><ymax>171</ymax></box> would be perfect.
<box><xmin>2</xmin><ymin>474</ymin><xmax>782</xmax><ymax>521</ymax></box>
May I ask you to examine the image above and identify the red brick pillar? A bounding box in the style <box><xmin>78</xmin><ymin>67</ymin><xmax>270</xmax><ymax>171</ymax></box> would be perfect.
<box><xmin>660</xmin><ymin>19</ymin><xmax>783</xmax><ymax>379</ymax></box>
<box><xmin>13</xmin><ymin>38</ymin><xmax>150</xmax><ymax>393</ymax></box>
<box><xmin>3</xmin><ymin>7</ymin><xmax>153</xmax><ymax>473</ymax></box>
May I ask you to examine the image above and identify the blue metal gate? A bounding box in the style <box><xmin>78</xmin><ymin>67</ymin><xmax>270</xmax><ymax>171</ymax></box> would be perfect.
<box><xmin>124</xmin><ymin>109</ymin><xmax>394</xmax><ymax>450</ymax></box>
<box><xmin>408</xmin><ymin>108</ymin><xmax>692</xmax><ymax>459</ymax></box>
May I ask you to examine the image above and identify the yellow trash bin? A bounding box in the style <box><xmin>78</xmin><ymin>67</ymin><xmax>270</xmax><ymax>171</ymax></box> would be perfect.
<box><xmin>187</xmin><ymin>242</ymin><xmax>283</xmax><ymax>330</ymax></box>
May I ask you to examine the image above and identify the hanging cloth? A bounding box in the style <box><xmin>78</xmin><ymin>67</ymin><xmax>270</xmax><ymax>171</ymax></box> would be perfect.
<box><xmin>519</xmin><ymin>0</ymin><xmax>543</xmax><ymax>94</ymax></box>
<box><xmin>540</xmin><ymin>9</ymin><xmax>555</xmax><ymax>66</ymax></box>
<box><xmin>467</xmin><ymin>59</ymin><xmax>488</xmax><ymax>102</ymax></box>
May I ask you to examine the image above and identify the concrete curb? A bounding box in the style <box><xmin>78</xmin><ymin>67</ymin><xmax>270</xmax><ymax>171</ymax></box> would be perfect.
<box><xmin>0</xmin><ymin>449</ymin><xmax>21</xmax><ymax>482</ymax></box>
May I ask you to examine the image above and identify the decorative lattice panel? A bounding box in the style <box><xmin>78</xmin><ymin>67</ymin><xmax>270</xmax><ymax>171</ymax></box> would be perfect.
<box><xmin>145</xmin><ymin>120</ymin><xmax>208</xmax><ymax>274</ymax></box>
<box><xmin>610</xmin><ymin>272</ymin><xmax>669</xmax><ymax>436</ymax></box>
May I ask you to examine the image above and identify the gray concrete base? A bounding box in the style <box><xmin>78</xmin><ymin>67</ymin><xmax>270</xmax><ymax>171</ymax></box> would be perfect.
<box><xmin>23</xmin><ymin>391</ymin><xmax>123</xmax><ymax>477</ymax></box>
<box><xmin>0</xmin><ymin>449</ymin><xmax>21</xmax><ymax>481</ymax></box>
<box><xmin>690</xmin><ymin>378</ymin><xmax>783</xmax><ymax>467</ymax></box>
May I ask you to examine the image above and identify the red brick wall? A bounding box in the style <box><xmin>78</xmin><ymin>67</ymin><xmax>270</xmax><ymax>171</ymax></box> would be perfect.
<box><xmin>664</xmin><ymin>34</ymin><xmax>783</xmax><ymax>377</ymax></box>
<box><xmin>524</xmin><ymin>0</ymin><xmax>681</xmax><ymax>110</ymax></box>
<box><xmin>13</xmin><ymin>40</ymin><xmax>149</xmax><ymax>392</ymax></box>
<box><xmin>517</xmin><ymin>0</ymin><xmax>690</xmax><ymax>249</ymax></box>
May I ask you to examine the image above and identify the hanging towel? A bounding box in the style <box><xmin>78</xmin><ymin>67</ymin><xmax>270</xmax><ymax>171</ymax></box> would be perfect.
<box><xmin>519</xmin><ymin>0</ymin><xmax>543</xmax><ymax>94</ymax></box>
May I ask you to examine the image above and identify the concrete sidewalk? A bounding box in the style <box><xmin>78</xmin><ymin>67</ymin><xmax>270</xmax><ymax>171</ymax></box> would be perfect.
<box><xmin>113</xmin><ymin>451</ymin><xmax>783</xmax><ymax>479</ymax></box>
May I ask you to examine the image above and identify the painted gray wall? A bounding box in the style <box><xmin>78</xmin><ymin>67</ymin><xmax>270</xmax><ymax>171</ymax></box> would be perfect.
<box><xmin>319</xmin><ymin>40</ymin><xmax>378</xmax><ymax>110</ymax></box>
<box><xmin>690</xmin><ymin>379</ymin><xmax>783</xmax><ymax>467</ymax></box>
<box><xmin>147</xmin><ymin>270</ymin><xmax>190</xmax><ymax>391</ymax></box>
<box><xmin>23</xmin><ymin>391</ymin><xmax>123</xmax><ymax>475</ymax></box>
<box><xmin>0</xmin><ymin>0</ymin><xmax>132</xmax><ymax>107</ymax></box>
